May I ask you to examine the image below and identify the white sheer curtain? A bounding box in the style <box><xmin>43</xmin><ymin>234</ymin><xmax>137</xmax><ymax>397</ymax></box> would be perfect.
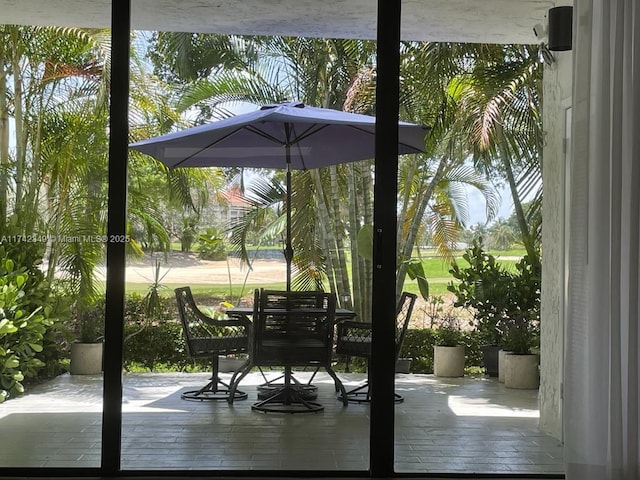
<box><xmin>566</xmin><ymin>0</ymin><xmax>640</xmax><ymax>478</ymax></box>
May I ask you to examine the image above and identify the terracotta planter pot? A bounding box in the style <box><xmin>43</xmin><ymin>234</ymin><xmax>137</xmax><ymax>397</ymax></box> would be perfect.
<box><xmin>503</xmin><ymin>353</ymin><xmax>539</xmax><ymax>389</ymax></box>
<box><xmin>433</xmin><ymin>345</ymin><xmax>465</xmax><ymax>377</ymax></box>
<box><xmin>70</xmin><ymin>342</ymin><xmax>103</xmax><ymax>375</ymax></box>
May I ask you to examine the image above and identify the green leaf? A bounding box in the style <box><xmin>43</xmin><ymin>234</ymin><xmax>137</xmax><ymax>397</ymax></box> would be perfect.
<box><xmin>28</xmin><ymin>343</ymin><xmax>44</xmax><ymax>353</ymax></box>
<box><xmin>0</xmin><ymin>319</ymin><xmax>17</xmax><ymax>334</ymax></box>
<box><xmin>405</xmin><ymin>260</ymin><xmax>430</xmax><ymax>301</ymax></box>
<box><xmin>5</xmin><ymin>356</ymin><xmax>20</xmax><ymax>369</ymax></box>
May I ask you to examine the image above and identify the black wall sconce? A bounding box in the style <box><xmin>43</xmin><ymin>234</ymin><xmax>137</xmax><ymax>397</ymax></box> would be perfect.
<box><xmin>548</xmin><ymin>6</ymin><xmax>573</xmax><ymax>51</ymax></box>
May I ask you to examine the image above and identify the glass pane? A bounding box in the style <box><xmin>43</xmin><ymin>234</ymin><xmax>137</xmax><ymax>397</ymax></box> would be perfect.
<box><xmin>0</xmin><ymin>18</ymin><xmax>110</xmax><ymax>467</ymax></box>
<box><xmin>394</xmin><ymin>1</ymin><xmax>564</xmax><ymax>475</ymax></box>
<box><xmin>123</xmin><ymin>4</ymin><xmax>377</xmax><ymax>471</ymax></box>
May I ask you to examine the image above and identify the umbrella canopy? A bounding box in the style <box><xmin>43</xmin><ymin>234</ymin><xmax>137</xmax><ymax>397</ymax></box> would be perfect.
<box><xmin>130</xmin><ymin>102</ymin><xmax>428</xmax><ymax>169</ymax></box>
<box><xmin>130</xmin><ymin>102</ymin><xmax>429</xmax><ymax>290</ymax></box>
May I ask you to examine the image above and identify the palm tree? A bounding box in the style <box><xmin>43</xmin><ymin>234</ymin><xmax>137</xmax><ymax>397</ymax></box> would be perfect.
<box><xmin>0</xmin><ymin>26</ymin><xmax>219</xmax><ymax>305</ymax></box>
<box><xmin>344</xmin><ymin>42</ymin><xmax>502</xmax><ymax>298</ymax></box>
<box><xmin>148</xmin><ymin>35</ymin><xmax>535</xmax><ymax>323</ymax></box>
<box><xmin>158</xmin><ymin>34</ymin><xmax>378</xmax><ymax>316</ymax></box>
<box><xmin>488</xmin><ymin>220</ymin><xmax>517</xmax><ymax>250</ymax></box>
<box><xmin>449</xmin><ymin>44</ymin><xmax>543</xmax><ymax>260</ymax></box>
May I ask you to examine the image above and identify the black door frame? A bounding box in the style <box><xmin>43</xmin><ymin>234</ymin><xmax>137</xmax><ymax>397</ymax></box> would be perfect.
<box><xmin>102</xmin><ymin>1</ymin><xmax>402</xmax><ymax>477</ymax></box>
<box><xmin>1</xmin><ymin>1</ymin><xmax>401</xmax><ymax>477</ymax></box>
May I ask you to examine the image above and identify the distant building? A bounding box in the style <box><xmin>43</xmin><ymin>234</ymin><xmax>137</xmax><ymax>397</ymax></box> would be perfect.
<box><xmin>205</xmin><ymin>185</ymin><xmax>250</xmax><ymax>229</ymax></box>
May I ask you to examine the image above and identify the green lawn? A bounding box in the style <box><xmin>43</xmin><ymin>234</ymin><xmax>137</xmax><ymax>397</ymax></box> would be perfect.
<box><xmin>126</xmin><ymin>282</ymin><xmax>286</xmax><ymax>300</ymax></box>
<box><xmin>126</xmin><ymin>248</ymin><xmax>525</xmax><ymax>301</ymax></box>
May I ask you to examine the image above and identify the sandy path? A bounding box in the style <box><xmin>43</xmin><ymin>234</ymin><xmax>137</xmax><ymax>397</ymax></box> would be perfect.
<box><xmin>94</xmin><ymin>253</ymin><xmax>287</xmax><ymax>285</ymax></box>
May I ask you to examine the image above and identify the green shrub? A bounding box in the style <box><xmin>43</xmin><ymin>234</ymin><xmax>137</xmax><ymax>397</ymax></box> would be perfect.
<box><xmin>123</xmin><ymin>321</ymin><xmax>190</xmax><ymax>371</ymax></box>
<box><xmin>122</xmin><ymin>293</ymin><xmax>211</xmax><ymax>372</ymax></box>
<box><xmin>401</xmin><ymin>328</ymin><xmax>439</xmax><ymax>373</ymax></box>
<box><xmin>198</xmin><ymin>227</ymin><xmax>227</xmax><ymax>261</ymax></box>
<box><xmin>0</xmin><ymin>242</ymin><xmax>57</xmax><ymax>402</ymax></box>
<box><xmin>448</xmin><ymin>239</ymin><xmax>541</xmax><ymax>353</ymax></box>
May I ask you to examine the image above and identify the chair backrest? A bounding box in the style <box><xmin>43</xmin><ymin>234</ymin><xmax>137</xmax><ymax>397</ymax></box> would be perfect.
<box><xmin>252</xmin><ymin>289</ymin><xmax>337</xmax><ymax>367</ymax></box>
<box><xmin>335</xmin><ymin>291</ymin><xmax>417</xmax><ymax>360</ymax></box>
<box><xmin>394</xmin><ymin>292</ymin><xmax>417</xmax><ymax>360</ymax></box>
<box><xmin>175</xmin><ymin>286</ymin><xmax>249</xmax><ymax>358</ymax></box>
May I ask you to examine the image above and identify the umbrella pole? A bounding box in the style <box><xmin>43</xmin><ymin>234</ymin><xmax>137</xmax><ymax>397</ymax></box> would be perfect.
<box><xmin>284</xmin><ymin>147</ymin><xmax>293</xmax><ymax>291</ymax></box>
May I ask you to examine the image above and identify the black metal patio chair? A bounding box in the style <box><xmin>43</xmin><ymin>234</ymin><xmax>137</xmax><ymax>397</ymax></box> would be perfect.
<box><xmin>335</xmin><ymin>291</ymin><xmax>417</xmax><ymax>403</ymax></box>
<box><xmin>175</xmin><ymin>286</ymin><xmax>251</xmax><ymax>401</ymax></box>
<box><xmin>230</xmin><ymin>289</ymin><xmax>348</xmax><ymax>413</ymax></box>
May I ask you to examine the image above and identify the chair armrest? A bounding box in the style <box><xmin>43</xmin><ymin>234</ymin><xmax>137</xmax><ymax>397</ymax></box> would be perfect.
<box><xmin>204</xmin><ymin>315</ymin><xmax>252</xmax><ymax>329</ymax></box>
<box><xmin>336</xmin><ymin>320</ymin><xmax>372</xmax><ymax>335</ymax></box>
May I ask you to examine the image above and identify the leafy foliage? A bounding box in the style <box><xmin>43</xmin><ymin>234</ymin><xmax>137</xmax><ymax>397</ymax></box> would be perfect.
<box><xmin>0</xmin><ymin>242</ymin><xmax>56</xmax><ymax>402</ymax></box>
<box><xmin>447</xmin><ymin>238</ymin><xmax>511</xmax><ymax>345</ymax></box>
<box><xmin>447</xmin><ymin>239</ymin><xmax>540</xmax><ymax>353</ymax></box>
<box><xmin>198</xmin><ymin>227</ymin><xmax>228</xmax><ymax>261</ymax></box>
<box><xmin>502</xmin><ymin>253</ymin><xmax>541</xmax><ymax>354</ymax></box>
<box><xmin>123</xmin><ymin>321</ymin><xmax>189</xmax><ymax>372</ymax></box>
<box><xmin>71</xmin><ymin>297</ymin><xmax>104</xmax><ymax>343</ymax></box>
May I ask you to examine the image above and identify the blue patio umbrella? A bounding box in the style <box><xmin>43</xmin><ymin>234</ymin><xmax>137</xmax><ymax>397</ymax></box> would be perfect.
<box><xmin>130</xmin><ymin>102</ymin><xmax>428</xmax><ymax>290</ymax></box>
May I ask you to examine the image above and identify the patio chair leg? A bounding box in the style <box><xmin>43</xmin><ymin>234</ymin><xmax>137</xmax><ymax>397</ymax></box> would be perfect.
<box><xmin>339</xmin><ymin>367</ymin><xmax>404</xmax><ymax>404</ymax></box>
<box><xmin>181</xmin><ymin>355</ymin><xmax>248</xmax><ymax>402</ymax></box>
<box><xmin>228</xmin><ymin>361</ymin><xmax>253</xmax><ymax>405</ymax></box>
<box><xmin>340</xmin><ymin>381</ymin><xmax>371</xmax><ymax>403</ymax></box>
<box><xmin>324</xmin><ymin>366</ymin><xmax>349</xmax><ymax>407</ymax></box>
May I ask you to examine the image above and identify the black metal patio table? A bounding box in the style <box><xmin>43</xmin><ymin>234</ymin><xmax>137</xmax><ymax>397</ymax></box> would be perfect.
<box><xmin>226</xmin><ymin>292</ymin><xmax>355</xmax><ymax>413</ymax></box>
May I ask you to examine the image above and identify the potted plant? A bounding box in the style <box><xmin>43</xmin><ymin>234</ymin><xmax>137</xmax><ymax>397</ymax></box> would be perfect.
<box><xmin>502</xmin><ymin>317</ymin><xmax>540</xmax><ymax>389</ymax></box>
<box><xmin>433</xmin><ymin>314</ymin><xmax>465</xmax><ymax>377</ymax></box>
<box><xmin>70</xmin><ymin>300</ymin><xmax>104</xmax><ymax>375</ymax></box>
<box><xmin>448</xmin><ymin>239</ymin><xmax>510</xmax><ymax>377</ymax></box>
<box><xmin>502</xmin><ymin>253</ymin><xmax>541</xmax><ymax>389</ymax></box>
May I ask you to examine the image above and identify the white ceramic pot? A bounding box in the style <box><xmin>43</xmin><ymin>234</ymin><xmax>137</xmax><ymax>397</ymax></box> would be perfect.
<box><xmin>70</xmin><ymin>342</ymin><xmax>103</xmax><ymax>375</ymax></box>
<box><xmin>503</xmin><ymin>353</ymin><xmax>539</xmax><ymax>389</ymax></box>
<box><xmin>218</xmin><ymin>356</ymin><xmax>246</xmax><ymax>373</ymax></box>
<box><xmin>498</xmin><ymin>349</ymin><xmax>512</xmax><ymax>383</ymax></box>
<box><xmin>433</xmin><ymin>345</ymin><xmax>465</xmax><ymax>377</ymax></box>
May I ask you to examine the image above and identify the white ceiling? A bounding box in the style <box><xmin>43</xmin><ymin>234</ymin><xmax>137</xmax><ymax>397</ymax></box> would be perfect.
<box><xmin>1</xmin><ymin>0</ymin><xmax>555</xmax><ymax>44</ymax></box>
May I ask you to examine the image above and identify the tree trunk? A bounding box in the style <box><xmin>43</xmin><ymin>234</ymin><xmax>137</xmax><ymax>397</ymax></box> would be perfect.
<box><xmin>495</xmin><ymin>123</ymin><xmax>537</xmax><ymax>260</ymax></box>
<box><xmin>310</xmin><ymin>170</ymin><xmax>343</xmax><ymax>296</ymax></box>
<box><xmin>11</xmin><ymin>27</ymin><xmax>26</xmax><ymax>215</ymax></box>
<box><xmin>346</xmin><ymin>163</ymin><xmax>360</xmax><ymax>314</ymax></box>
<box><xmin>0</xmin><ymin>52</ymin><xmax>8</xmax><ymax>226</ymax></box>
<box><xmin>359</xmin><ymin>162</ymin><xmax>373</xmax><ymax>322</ymax></box>
<box><xmin>396</xmin><ymin>156</ymin><xmax>448</xmax><ymax>298</ymax></box>
<box><xmin>328</xmin><ymin>165</ymin><xmax>351</xmax><ymax>304</ymax></box>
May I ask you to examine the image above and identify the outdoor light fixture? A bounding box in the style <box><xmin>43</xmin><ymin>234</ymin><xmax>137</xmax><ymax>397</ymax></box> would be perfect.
<box><xmin>547</xmin><ymin>6</ymin><xmax>573</xmax><ymax>51</ymax></box>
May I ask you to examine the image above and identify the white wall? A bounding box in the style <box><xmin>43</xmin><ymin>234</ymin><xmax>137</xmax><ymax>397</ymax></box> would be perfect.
<box><xmin>540</xmin><ymin>38</ymin><xmax>573</xmax><ymax>440</ymax></box>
